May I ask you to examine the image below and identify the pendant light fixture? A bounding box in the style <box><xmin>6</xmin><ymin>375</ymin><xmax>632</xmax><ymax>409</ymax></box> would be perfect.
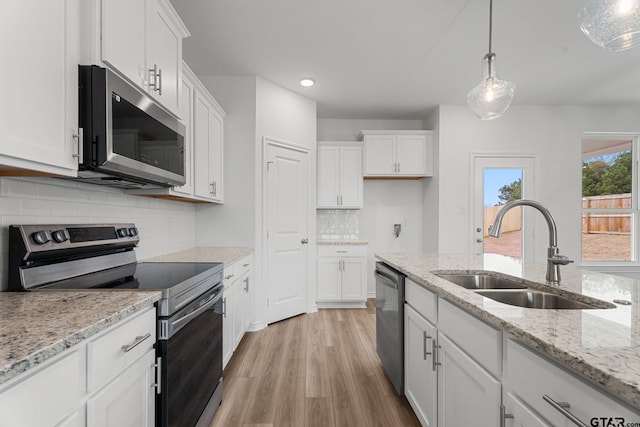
<box><xmin>466</xmin><ymin>0</ymin><xmax>515</xmax><ymax>121</ymax></box>
<box><xmin>579</xmin><ymin>0</ymin><xmax>640</xmax><ymax>52</ymax></box>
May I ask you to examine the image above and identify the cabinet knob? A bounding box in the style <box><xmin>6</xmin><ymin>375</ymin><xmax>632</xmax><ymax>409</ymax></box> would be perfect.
<box><xmin>301</xmin><ymin>238</ymin><xmax>309</xmax><ymax>244</ymax></box>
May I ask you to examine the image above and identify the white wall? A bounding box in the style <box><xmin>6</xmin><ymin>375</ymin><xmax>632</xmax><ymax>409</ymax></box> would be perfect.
<box><xmin>436</xmin><ymin>105</ymin><xmax>640</xmax><ymax>264</ymax></box>
<box><xmin>0</xmin><ymin>177</ymin><xmax>196</xmax><ymax>291</ymax></box>
<box><xmin>195</xmin><ymin>75</ymin><xmax>257</xmax><ymax>247</ymax></box>
<box><xmin>254</xmin><ymin>78</ymin><xmax>317</xmax><ymax>325</ymax></box>
<box><xmin>422</xmin><ymin>108</ymin><xmax>440</xmax><ymax>253</ymax></box>
<box><xmin>317</xmin><ymin>118</ymin><xmax>426</xmax><ymax>295</ymax></box>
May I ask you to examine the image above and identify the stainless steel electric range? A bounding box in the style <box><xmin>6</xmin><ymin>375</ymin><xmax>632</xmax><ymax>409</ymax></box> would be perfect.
<box><xmin>8</xmin><ymin>223</ymin><xmax>224</xmax><ymax>427</ymax></box>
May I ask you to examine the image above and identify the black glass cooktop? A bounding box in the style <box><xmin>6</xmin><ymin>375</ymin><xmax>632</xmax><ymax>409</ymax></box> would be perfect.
<box><xmin>41</xmin><ymin>262</ymin><xmax>224</xmax><ymax>291</ymax></box>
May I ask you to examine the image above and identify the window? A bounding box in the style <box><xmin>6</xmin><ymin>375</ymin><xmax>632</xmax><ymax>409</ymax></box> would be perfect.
<box><xmin>581</xmin><ymin>134</ymin><xmax>637</xmax><ymax>263</ymax></box>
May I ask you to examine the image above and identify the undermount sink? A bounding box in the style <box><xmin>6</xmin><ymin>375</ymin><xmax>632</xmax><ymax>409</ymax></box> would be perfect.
<box><xmin>435</xmin><ymin>272</ymin><xmax>614</xmax><ymax>310</ymax></box>
<box><xmin>475</xmin><ymin>290</ymin><xmax>599</xmax><ymax>310</ymax></box>
<box><xmin>436</xmin><ymin>273</ymin><xmax>527</xmax><ymax>290</ymax></box>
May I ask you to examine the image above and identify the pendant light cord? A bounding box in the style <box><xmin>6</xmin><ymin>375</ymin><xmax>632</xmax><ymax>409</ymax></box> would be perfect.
<box><xmin>488</xmin><ymin>0</ymin><xmax>493</xmax><ymax>55</ymax></box>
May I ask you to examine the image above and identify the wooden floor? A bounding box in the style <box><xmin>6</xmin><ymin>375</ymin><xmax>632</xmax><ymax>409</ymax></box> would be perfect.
<box><xmin>209</xmin><ymin>299</ymin><xmax>420</xmax><ymax>427</ymax></box>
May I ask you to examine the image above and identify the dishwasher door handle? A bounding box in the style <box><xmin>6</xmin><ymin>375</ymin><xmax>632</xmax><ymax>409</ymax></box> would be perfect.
<box><xmin>375</xmin><ymin>271</ymin><xmax>399</xmax><ymax>290</ymax></box>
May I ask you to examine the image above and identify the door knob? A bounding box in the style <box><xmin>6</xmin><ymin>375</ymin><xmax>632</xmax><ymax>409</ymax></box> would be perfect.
<box><xmin>301</xmin><ymin>238</ymin><xmax>309</xmax><ymax>244</ymax></box>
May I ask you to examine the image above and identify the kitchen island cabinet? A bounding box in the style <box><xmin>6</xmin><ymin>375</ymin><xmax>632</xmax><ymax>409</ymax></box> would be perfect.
<box><xmin>380</xmin><ymin>253</ymin><xmax>640</xmax><ymax>425</ymax></box>
<box><xmin>0</xmin><ymin>292</ymin><xmax>160</xmax><ymax>427</ymax></box>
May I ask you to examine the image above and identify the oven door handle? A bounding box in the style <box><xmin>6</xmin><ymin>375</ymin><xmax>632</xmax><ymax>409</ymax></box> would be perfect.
<box><xmin>168</xmin><ymin>291</ymin><xmax>222</xmax><ymax>336</ymax></box>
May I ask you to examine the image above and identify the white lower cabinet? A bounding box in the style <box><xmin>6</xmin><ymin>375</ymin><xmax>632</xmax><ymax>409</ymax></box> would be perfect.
<box><xmin>0</xmin><ymin>307</ymin><xmax>157</xmax><ymax>427</ymax></box>
<box><xmin>317</xmin><ymin>244</ymin><xmax>368</xmax><ymax>308</ymax></box>
<box><xmin>405</xmin><ymin>304</ymin><xmax>437</xmax><ymax>427</ymax></box>
<box><xmin>86</xmin><ymin>349</ymin><xmax>156</xmax><ymax>427</ymax></box>
<box><xmin>404</xmin><ymin>281</ymin><xmax>640</xmax><ymax>427</ymax></box>
<box><xmin>223</xmin><ymin>254</ymin><xmax>253</xmax><ymax>368</ymax></box>
<box><xmin>437</xmin><ymin>333</ymin><xmax>501</xmax><ymax>427</ymax></box>
<box><xmin>505</xmin><ymin>339</ymin><xmax>639</xmax><ymax>426</ymax></box>
<box><xmin>504</xmin><ymin>392</ymin><xmax>551</xmax><ymax>427</ymax></box>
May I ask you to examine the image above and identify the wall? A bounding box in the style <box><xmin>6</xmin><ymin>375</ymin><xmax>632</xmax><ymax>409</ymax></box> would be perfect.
<box><xmin>0</xmin><ymin>177</ymin><xmax>196</xmax><ymax>291</ymax></box>
<box><xmin>317</xmin><ymin>118</ymin><xmax>426</xmax><ymax>295</ymax></box>
<box><xmin>435</xmin><ymin>105</ymin><xmax>640</xmax><ymax>265</ymax></box>
<box><xmin>195</xmin><ymin>76</ymin><xmax>257</xmax><ymax>247</ymax></box>
<box><xmin>254</xmin><ymin>78</ymin><xmax>317</xmax><ymax>325</ymax></box>
<box><xmin>422</xmin><ymin>108</ymin><xmax>440</xmax><ymax>253</ymax></box>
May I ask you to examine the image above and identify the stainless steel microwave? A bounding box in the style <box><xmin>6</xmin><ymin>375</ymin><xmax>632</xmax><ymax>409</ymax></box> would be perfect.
<box><xmin>77</xmin><ymin>65</ymin><xmax>185</xmax><ymax>189</ymax></box>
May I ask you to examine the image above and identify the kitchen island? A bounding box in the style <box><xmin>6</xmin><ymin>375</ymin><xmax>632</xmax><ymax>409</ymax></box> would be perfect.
<box><xmin>377</xmin><ymin>253</ymin><xmax>640</xmax><ymax>420</ymax></box>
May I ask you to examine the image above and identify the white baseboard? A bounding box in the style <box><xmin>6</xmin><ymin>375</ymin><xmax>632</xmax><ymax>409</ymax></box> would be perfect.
<box><xmin>368</xmin><ymin>290</ymin><xmax>376</xmax><ymax>298</ymax></box>
<box><xmin>307</xmin><ymin>303</ymin><xmax>318</xmax><ymax>314</ymax></box>
<box><xmin>247</xmin><ymin>320</ymin><xmax>267</xmax><ymax>332</ymax></box>
<box><xmin>317</xmin><ymin>301</ymin><xmax>366</xmax><ymax>309</ymax></box>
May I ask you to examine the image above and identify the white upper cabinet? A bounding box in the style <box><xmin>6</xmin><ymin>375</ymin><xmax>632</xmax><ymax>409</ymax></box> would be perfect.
<box><xmin>99</xmin><ymin>0</ymin><xmax>189</xmax><ymax>117</ymax></box>
<box><xmin>128</xmin><ymin>63</ymin><xmax>226</xmax><ymax>203</ymax></box>
<box><xmin>359</xmin><ymin>130</ymin><xmax>433</xmax><ymax>178</ymax></box>
<box><xmin>0</xmin><ymin>0</ymin><xmax>80</xmax><ymax>177</ymax></box>
<box><xmin>317</xmin><ymin>142</ymin><xmax>363</xmax><ymax>209</ymax></box>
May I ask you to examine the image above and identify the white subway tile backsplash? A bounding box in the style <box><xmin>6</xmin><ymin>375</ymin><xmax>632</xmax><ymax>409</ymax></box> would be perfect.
<box><xmin>3</xmin><ymin>179</ymin><xmax>38</xmax><ymax>199</ymax></box>
<box><xmin>0</xmin><ymin>177</ymin><xmax>197</xmax><ymax>290</ymax></box>
<box><xmin>21</xmin><ymin>199</ymin><xmax>52</xmax><ymax>216</ymax></box>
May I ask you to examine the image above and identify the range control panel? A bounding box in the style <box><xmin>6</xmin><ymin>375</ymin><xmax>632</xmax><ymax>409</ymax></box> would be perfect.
<box><xmin>11</xmin><ymin>223</ymin><xmax>140</xmax><ymax>253</ymax></box>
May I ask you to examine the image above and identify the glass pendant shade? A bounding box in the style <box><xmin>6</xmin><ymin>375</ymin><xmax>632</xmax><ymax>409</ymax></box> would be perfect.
<box><xmin>466</xmin><ymin>53</ymin><xmax>516</xmax><ymax>121</ymax></box>
<box><xmin>579</xmin><ymin>0</ymin><xmax>640</xmax><ymax>51</ymax></box>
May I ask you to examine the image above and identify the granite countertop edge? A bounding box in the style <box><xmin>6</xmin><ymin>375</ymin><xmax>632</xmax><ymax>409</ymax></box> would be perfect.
<box><xmin>0</xmin><ymin>291</ymin><xmax>161</xmax><ymax>386</ymax></box>
<box><xmin>376</xmin><ymin>253</ymin><xmax>640</xmax><ymax>410</ymax></box>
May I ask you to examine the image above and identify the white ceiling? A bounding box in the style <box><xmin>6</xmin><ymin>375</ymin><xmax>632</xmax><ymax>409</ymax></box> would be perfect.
<box><xmin>170</xmin><ymin>0</ymin><xmax>640</xmax><ymax>119</ymax></box>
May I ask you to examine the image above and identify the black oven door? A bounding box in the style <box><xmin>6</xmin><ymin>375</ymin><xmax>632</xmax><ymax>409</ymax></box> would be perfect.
<box><xmin>157</xmin><ymin>286</ymin><xmax>223</xmax><ymax>427</ymax></box>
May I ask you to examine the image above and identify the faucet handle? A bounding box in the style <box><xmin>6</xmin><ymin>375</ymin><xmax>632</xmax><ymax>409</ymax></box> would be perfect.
<box><xmin>549</xmin><ymin>254</ymin><xmax>574</xmax><ymax>265</ymax></box>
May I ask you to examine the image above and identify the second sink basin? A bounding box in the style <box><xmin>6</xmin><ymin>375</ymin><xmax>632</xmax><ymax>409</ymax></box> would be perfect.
<box><xmin>436</xmin><ymin>273</ymin><xmax>527</xmax><ymax>290</ymax></box>
<box><xmin>476</xmin><ymin>290</ymin><xmax>598</xmax><ymax>309</ymax></box>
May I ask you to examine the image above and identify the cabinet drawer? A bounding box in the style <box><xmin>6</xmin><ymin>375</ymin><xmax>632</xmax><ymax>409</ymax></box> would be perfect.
<box><xmin>235</xmin><ymin>254</ymin><xmax>253</xmax><ymax>279</ymax></box>
<box><xmin>224</xmin><ymin>263</ymin><xmax>238</xmax><ymax>284</ymax></box>
<box><xmin>0</xmin><ymin>348</ymin><xmax>83</xmax><ymax>426</ymax></box>
<box><xmin>318</xmin><ymin>245</ymin><xmax>368</xmax><ymax>257</ymax></box>
<box><xmin>87</xmin><ymin>308</ymin><xmax>156</xmax><ymax>392</ymax></box>
<box><xmin>405</xmin><ymin>278</ymin><xmax>437</xmax><ymax>324</ymax></box>
<box><xmin>438</xmin><ymin>299</ymin><xmax>501</xmax><ymax>377</ymax></box>
<box><xmin>506</xmin><ymin>339</ymin><xmax>640</xmax><ymax>424</ymax></box>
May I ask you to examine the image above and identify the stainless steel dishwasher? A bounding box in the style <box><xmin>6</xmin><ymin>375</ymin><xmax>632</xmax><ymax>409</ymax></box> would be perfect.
<box><xmin>375</xmin><ymin>261</ymin><xmax>405</xmax><ymax>395</ymax></box>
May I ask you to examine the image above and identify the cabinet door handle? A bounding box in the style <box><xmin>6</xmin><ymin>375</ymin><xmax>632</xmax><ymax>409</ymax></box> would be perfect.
<box><xmin>157</xmin><ymin>67</ymin><xmax>162</xmax><ymax>95</ymax></box>
<box><xmin>432</xmin><ymin>340</ymin><xmax>441</xmax><ymax>371</ymax></box>
<box><xmin>225</xmin><ymin>274</ymin><xmax>234</xmax><ymax>280</ymax></box>
<box><xmin>243</xmin><ymin>277</ymin><xmax>249</xmax><ymax>292</ymax></box>
<box><xmin>543</xmin><ymin>395</ymin><xmax>587</xmax><ymax>427</ymax></box>
<box><xmin>222</xmin><ymin>297</ymin><xmax>227</xmax><ymax>318</ymax></box>
<box><xmin>339</xmin><ymin>195</ymin><xmax>343</xmax><ymax>205</ymax></box>
<box><xmin>149</xmin><ymin>64</ymin><xmax>160</xmax><ymax>92</ymax></box>
<box><xmin>121</xmin><ymin>333</ymin><xmax>151</xmax><ymax>353</ymax></box>
<box><xmin>337</xmin><ymin>195</ymin><xmax>340</xmax><ymax>205</ymax></box>
<box><xmin>151</xmin><ymin>357</ymin><xmax>162</xmax><ymax>394</ymax></box>
<box><xmin>423</xmin><ymin>332</ymin><xmax>432</xmax><ymax>360</ymax></box>
<box><xmin>500</xmin><ymin>404</ymin><xmax>514</xmax><ymax>427</ymax></box>
<box><xmin>72</xmin><ymin>127</ymin><xmax>83</xmax><ymax>161</ymax></box>
<box><xmin>397</xmin><ymin>162</ymin><xmax>400</xmax><ymax>173</ymax></box>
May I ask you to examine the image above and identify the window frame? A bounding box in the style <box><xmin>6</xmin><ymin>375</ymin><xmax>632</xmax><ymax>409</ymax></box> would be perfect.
<box><xmin>580</xmin><ymin>132</ymin><xmax>639</xmax><ymax>267</ymax></box>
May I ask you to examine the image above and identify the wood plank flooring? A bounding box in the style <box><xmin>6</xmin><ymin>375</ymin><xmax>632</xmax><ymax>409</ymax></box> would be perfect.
<box><xmin>209</xmin><ymin>300</ymin><xmax>420</xmax><ymax>427</ymax></box>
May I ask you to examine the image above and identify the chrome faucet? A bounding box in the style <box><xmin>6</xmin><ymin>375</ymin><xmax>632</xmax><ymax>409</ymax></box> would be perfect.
<box><xmin>488</xmin><ymin>199</ymin><xmax>573</xmax><ymax>285</ymax></box>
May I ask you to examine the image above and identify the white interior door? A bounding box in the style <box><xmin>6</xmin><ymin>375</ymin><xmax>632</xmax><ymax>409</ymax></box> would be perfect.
<box><xmin>266</xmin><ymin>143</ymin><xmax>309</xmax><ymax>323</ymax></box>
<box><xmin>472</xmin><ymin>156</ymin><xmax>536</xmax><ymax>259</ymax></box>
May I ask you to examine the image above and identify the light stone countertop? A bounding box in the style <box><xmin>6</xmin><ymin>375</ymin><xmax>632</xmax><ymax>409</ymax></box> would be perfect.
<box><xmin>317</xmin><ymin>239</ymin><xmax>369</xmax><ymax>245</ymax></box>
<box><xmin>0</xmin><ymin>291</ymin><xmax>161</xmax><ymax>385</ymax></box>
<box><xmin>376</xmin><ymin>252</ymin><xmax>640</xmax><ymax>410</ymax></box>
<box><xmin>143</xmin><ymin>247</ymin><xmax>253</xmax><ymax>265</ymax></box>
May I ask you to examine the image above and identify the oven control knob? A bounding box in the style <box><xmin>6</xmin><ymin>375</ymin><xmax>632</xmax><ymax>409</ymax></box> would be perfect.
<box><xmin>32</xmin><ymin>230</ymin><xmax>51</xmax><ymax>245</ymax></box>
<box><xmin>117</xmin><ymin>228</ymin><xmax>129</xmax><ymax>238</ymax></box>
<box><xmin>51</xmin><ymin>229</ymin><xmax>69</xmax><ymax>243</ymax></box>
<box><xmin>128</xmin><ymin>227</ymin><xmax>138</xmax><ymax>237</ymax></box>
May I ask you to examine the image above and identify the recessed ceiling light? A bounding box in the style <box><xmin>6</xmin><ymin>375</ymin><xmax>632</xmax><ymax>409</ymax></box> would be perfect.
<box><xmin>299</xmin><ymin>78</ymin><xmax>315</xmax><ymax>87</ymax></box>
